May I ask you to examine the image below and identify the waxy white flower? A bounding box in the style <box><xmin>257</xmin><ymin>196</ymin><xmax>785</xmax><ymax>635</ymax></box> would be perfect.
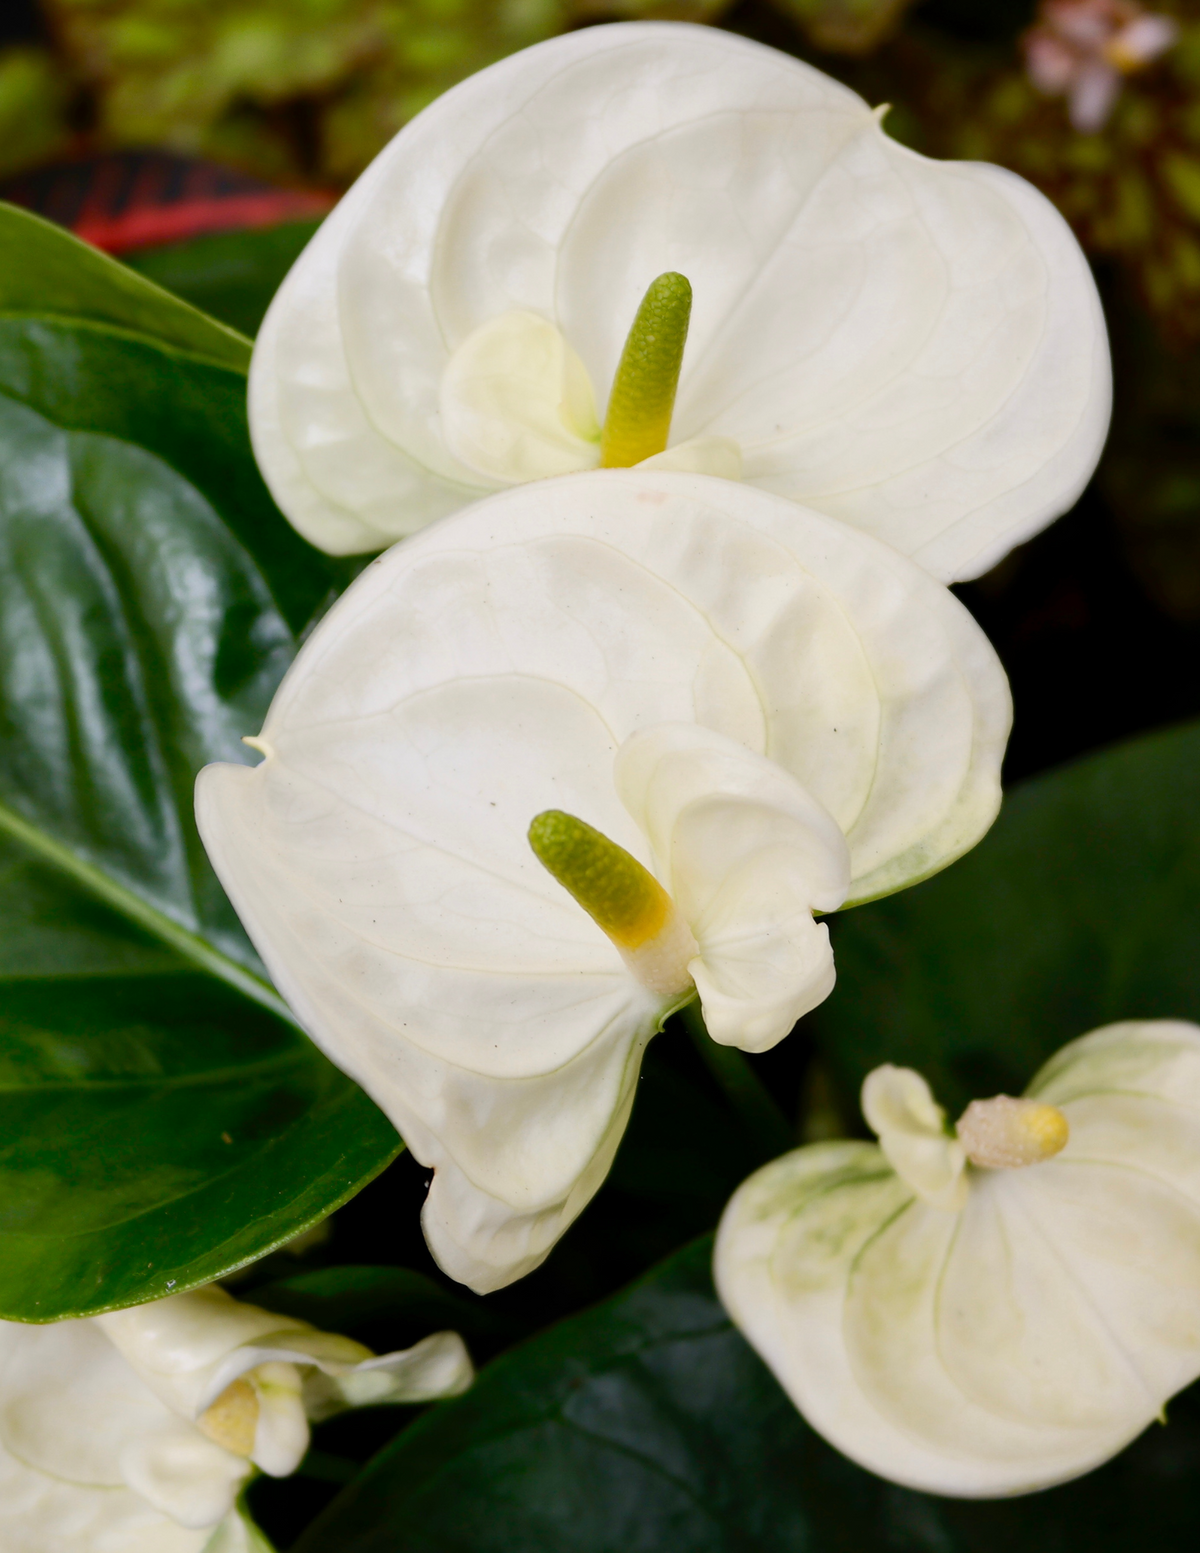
<box><xmin>0</xmin><ymin>1284</ymin><xmax>472</xmax><ymax>1552</ymax></box>
<box><xmin>196</xmin><ymin>470</ymin><xmax>1010</xmax><ymax>1293</ymax></box>
<box><xmin>250</xmin><ymin>20</ymin><xmax>1110</xmax><ymax>583</ymax></box>
<box><xmin>715</xmin><ymin>1020</ymin><xmax>1200</xmax><ymax>1497</ymax></box>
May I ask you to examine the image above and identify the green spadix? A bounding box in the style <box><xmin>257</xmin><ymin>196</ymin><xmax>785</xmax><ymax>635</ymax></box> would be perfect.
<box><xmin>599</xmin><ymin>272</ymin><xmax>692</xmax><ymax>468</ymax></box>
<box><xmin>528</xmin><ymin>810</ymin><xmax>670</xmax><ymax>949</ymax></box>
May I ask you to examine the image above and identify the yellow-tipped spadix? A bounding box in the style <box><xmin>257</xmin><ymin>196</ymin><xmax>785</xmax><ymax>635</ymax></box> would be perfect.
<box><xmin>528</xmin><ymin>809</ymin><xmax>697</xmax><ymax>998</ymax></box>
<box><xmin>528</xmin><ymin>810</ymin><xmax>670</xmax><ymax>948</ymax></box>
<box><xmin>957</xmin><ymin>1095</ymin><xmax>1069</xmax><ymax>1169</ymax></box>
<box><xmin>599</xmin><ymin>272</ymin><xmax>692</xmax><ymax>468</ymax></box>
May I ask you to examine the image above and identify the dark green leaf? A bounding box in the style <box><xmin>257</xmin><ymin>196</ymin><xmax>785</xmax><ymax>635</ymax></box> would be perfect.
<box><xmin>0</xmin><ymin>202</ymin><xmax>399</xmax><ymax>1320</ymax></box>
<box><xmin>814</xmin><ymin>717</ymin><xmax>1200</xmax><ymax>1113</ymax></box>
<box><xmin>124</xmin><ymin>221</ymin><xmax>322</xmax><ymax>339</ymax></box>
<box><xmin>249</xmin><ymin>1265</ymin><xmax>519</xmax><ymax>1351</ymax></box>
<box><xmin>294</xmin><ymin>1237</ymin><xmax>1200</xmax><ymax>1553</ymax></box>
<box><xmin>0</xmin><ymin>201</ymin><xmax>251</xmax><ymax>370</ymax></box>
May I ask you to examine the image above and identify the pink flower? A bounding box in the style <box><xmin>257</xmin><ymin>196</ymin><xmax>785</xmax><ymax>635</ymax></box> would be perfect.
<box><xmin>1024</xmin><ymin>0</ymin><xmax>1179</xmax><ymax>132</ymax></box>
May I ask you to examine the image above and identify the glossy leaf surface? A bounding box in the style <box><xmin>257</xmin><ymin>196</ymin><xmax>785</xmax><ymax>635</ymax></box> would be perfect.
<box><xmin>295</xmin><ymin>1237</ymin><xmax>1200</xmax><ymax>1553</ymax></box>
<box><xmin>0</xmin><ymin>203</ymin><xmax>399</xmax><ymax>1321</ymax></box>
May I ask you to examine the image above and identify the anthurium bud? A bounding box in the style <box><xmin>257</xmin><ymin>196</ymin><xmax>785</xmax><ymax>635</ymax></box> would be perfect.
<box><xmin>0</xmin><ymin>1284</ymin><xmax>472</xmax><ymax>1551</ymax></box>
<box><xmin>250</xmin><ymin>21</ymin><xmax>1109</xmax><ymax>581</ymax></box>
<box><xmin>196</xmin><ymin>469</ymin><xmax>1010</xmax><ymax>1293</ymax></box>
<box><xmin>715</xmin><ymin>1019</ymin><xmax>1200</xmax><ymax>1497</ymax></box>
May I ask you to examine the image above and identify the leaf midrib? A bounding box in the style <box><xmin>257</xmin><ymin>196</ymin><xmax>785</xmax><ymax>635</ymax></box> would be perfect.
<box><xmin>0</xmin><ymin>308</ymin><xmax>251</xmax><ymax>375</ymax></box>
<box><xmin>0</xmin><ymin>796</ymin><xmax>298</xmax><ymax>1030</ymax></box>
<box><xmin>0</xmin><ymin>1046</ymin><xmax>310</xmax><ymax>1094</ymax></box>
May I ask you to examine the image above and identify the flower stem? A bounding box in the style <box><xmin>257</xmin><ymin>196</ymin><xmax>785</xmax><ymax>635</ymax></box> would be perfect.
<box><xmin>600</xmin><ymin>272</ymin><xmax>692</xmax><ymax>468</ymax></box>
<box><xmin>679</xmin><ymin>1000</ymin><xmax>793</xmax><ymax>1161</ymax></box>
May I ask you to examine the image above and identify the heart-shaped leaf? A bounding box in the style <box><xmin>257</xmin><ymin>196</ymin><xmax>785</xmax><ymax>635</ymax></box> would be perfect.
<box><xmin>0</xmin><ymin>203</ymin><xmax>401</xmax><ymax>1321</ymax></box>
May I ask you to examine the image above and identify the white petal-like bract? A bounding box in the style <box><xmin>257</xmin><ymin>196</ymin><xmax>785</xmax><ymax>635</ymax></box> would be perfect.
<box><xmin>251</xmin><ymin>21</ymin><xmax>1110</xmax><ymax>581</ymax></box>
<box><xmin>715</xmin><ymin>1020</ymin><xmax>1200</xmax><ymax>1497</ymax></box>
<box><xmin>197</xmin><ymin>470</ymin><xmax>1009</xmax><ymax>1291</ymax></box>
<box><xmin>617</xmin><ymin>723</ymin><xmax>850</xmax><ymax>1052</ymax></box>
<box><xmin>0</xmin><ymin>1285</ymin><xmax>472</xmax><ymax>1552</ymax></box>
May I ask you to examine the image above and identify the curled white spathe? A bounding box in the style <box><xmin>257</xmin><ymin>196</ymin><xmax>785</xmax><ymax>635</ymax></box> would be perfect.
<box><xmin>250</xmin><ymin>21</ymin><xmax>1110</xmax><ymax>583</ymax></box>
<box><xmin>715</xmin><ymin>1020</ymin><xmax>1200</xmax><ymax>1497</ymax></box>
<box><xmin>196</xmin><ymin>470</ymin><xmax>1010</xmax><ymax>1293</ymax></box>
<box><xmin>615</xmin><ymin>721</ymin><xmax>851</xmax><ymax>1047</ymax></box>
<box><xmin>0</xmin><ymin>1283</ymin><xmax>472</xmax><ymax>1552</ymax></box>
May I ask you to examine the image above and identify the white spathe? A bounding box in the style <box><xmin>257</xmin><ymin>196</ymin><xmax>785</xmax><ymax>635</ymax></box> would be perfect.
<box><xmin>195</xmin><ymin>470</ymin><xmax>1010</xmax><ymax>1293</ymax></box>
<box><xmin>615</xmin><ymin>722</ymin><xmax>849</xmax><ymax>1050</ymax></box>
<box><xmin>249</xmin><ymin>21</ymin><xmax>1110</xmax><ymax>582</ymax></box>
<box><xmin>715</xmin><ymin>1020</ymin><xmax>1200</xmax><ymax>1497</ymax></box>
<box><xmin>0</xmin><ymin>1284</ymin><xmax>472</xmax><ymax>1552</ymax></box>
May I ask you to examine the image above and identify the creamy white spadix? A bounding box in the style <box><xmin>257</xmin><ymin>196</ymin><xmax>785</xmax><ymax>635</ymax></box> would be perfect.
<box><xmin>716</xmin><ymin>1020</ymin><xmax>1200</xmax><ymax>1498</ymax></box>
<box><xmin>0</xmin><ymin>1284</ymin><xmax>472</xmax><ymax>1553</ymax></box>
<box><xmin>250</xmin><ymin>21</ymin><xmax>1110</xmax><ymax>582</ymax></box>
<box><xmin>197</xmin><ymin>471</ymin><xmax>1008</xmax><ymax>1293</ymax></box>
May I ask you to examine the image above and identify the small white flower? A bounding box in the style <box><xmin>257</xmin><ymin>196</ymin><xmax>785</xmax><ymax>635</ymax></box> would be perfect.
<box><xmin>715</xmin><ymin>1020</ymin><xmax>1200</xmax><ymax>1497</ymax></box>
<box><xmin>196</xmin><ymin>469</ymin><xmax>1010</xmax><ymax>1293</ymax></box>
<box><xmin>250</xmin><ymin>21</ymin><xmax>1110</xmax><ymax>583</ymax></box>
<box><xmin>0</xmin><ymin>1284</ymin><xmax>472</xmax><ymax>1552</ymax></box>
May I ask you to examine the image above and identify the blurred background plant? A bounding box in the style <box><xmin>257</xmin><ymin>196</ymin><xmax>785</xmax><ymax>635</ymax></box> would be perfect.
<box><xmin>2</xmin><ymin>0</ymin><xmax>1193</xmax><ymax>316</ymax></box>
<box><xmin>0</xmin><ymin>0</ymin><xmax>721</xmax><ymax>187</ymax></box>
<box><xmin>2</xmin><ymin>0</ymin><xmax>1194</xmax><ymax>335</ymax></box>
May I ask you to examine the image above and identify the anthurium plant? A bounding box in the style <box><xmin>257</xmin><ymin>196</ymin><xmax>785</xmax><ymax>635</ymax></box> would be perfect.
<box><xmin>3</xmin><ymin>17</ymin><xmax>1200</xmax><ymax>1553</ymax></box>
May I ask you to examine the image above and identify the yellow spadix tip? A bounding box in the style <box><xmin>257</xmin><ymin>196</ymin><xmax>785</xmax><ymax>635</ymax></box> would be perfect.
<box><xmin>600</xmin><ymin>271</ymin><xmax>692</xmax><ymax>469</ymax></box>
<box><xmin>957</xmin><ymin>1095</ymin><xmax>1069</xmax><ymax>1170</ymax></box>
<box><xmin>528</xmin><ymin>809</ymin><xmax>671</xmax><ymax>950</ymax></box>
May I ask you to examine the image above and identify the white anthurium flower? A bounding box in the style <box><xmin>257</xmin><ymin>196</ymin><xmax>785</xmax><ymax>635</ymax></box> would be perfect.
<box><xmin>715</xmin><ymin>1019</ymin><xmax>1200</xmax><ymax>1498</ymax></box>
<box><xmin>195</xmin><ymin>469</ymin><xmax>1010</xmax><ymax>1294</ymax></box>
<box><xmin>0</xmin><ymin>1284</ymin><xmax>472</xmax><ymax>1552</ymax></box>
<box><xmin>249</xmin><ymin>20</ymin><xmax>1110</xmax><ymax>583</ymax></box>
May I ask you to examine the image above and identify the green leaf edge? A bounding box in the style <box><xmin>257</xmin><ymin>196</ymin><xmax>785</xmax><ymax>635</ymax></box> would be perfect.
<box><xmin>0</xmin><ymin>766</ymin><xmax>406</xmax><ymax>1324</ymax></box>
<box><xmin>0</xmin><ymin>227</ymin><xmax>408</xmax><ymax>1316</ymax></box>
<box><xmin>0</xmin><ymin>201</ymin><xmax>253</xmax><ymax>371</ymax></box>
